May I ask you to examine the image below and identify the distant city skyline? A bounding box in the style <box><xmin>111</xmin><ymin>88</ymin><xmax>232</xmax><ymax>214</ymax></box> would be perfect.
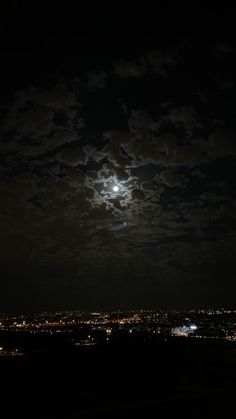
<box><xmin>1</xmin><ymin>307</ymin><xmax>236</xmax><ymax>346</ymax></box>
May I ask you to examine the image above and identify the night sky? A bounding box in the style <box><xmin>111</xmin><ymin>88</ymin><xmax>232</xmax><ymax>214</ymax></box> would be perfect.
<box><xmin>1</xmin><ymin>3</ymin><xmax>236</xmax><ymax>312</ymax></box>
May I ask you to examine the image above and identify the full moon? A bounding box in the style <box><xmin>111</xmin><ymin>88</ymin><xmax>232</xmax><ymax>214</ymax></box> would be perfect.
<box><xmin>113</xmin><ymin>185</ymin><xmax>119</xmax><ymax>192</ymax></box>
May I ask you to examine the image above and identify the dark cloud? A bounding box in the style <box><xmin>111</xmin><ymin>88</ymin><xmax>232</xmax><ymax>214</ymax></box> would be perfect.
<box><xmin>204</xmin><ymin>129</ymin><xmax>236</xmax><ymax>158</ymax></box>
<box><xmin>86</xmin><ymin>70</ymin><xmax>107</xmax><ymax>91</ymax></box>
<box><xmin>57</xmin><ymin>147</ymin><xmax>88</xmax><ymax>166</ymax></box>
<box><xmin>158</xmin><ymin>169</ymin><xmax>188</xmax><ymax>187</ymax></box>
<box><xmin>147</xmin><ymin>49</ymin><xmax>178</xmax><ymax>75</ymax></box>
<box><xmin>113</xmin><ymin>57</ymin><xmax>148</xmax><ymax>78</ymax></box>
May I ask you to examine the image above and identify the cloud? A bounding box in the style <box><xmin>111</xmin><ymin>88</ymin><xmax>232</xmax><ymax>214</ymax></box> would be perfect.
<box><xmin>98</xmin><ymin>131</ymin><xmax>133</xmax><ymax>167</ymax></box>
<box><xmin>169</xmin><ymin>143</ymin><xmax>206</xmax><ymax>166</ymax></box>
<box><xmin>147</xmin><ymin>49</ymin><xmax>177</xmax><ymax>75</ymax></box>
<box><xmin>128</xmin><ymin>110</ymin><xmax>154</xmax><ymax>137</ymax></box>
<box><xmin>131</xmin><ymin>188</ymin><xmax>145</xmax><ymax>200</ymax></box>
<box><xmin>0</xmin><ymin>174</ymin><xmax>38</xmax><ymax>211</ymax></box>
<box><xmin>115</xmin><ymin>166</ymin><xmax>131</xmax><ymax>181</ymax></box>
<box><xmin>158</xmin><ymin>169</ymin><xmax>188</xmax><ymax>187</ymax></box>
<box><xmin>17</xmin><ymin>106</ymin><xmax>54</xmax><ymax>136</ymax></box>
<box><xmin>199</xmin><ymin>191</ymin><xmax>230</xmax><ymax>203</ymax></box>
<box><xmin>106</xmin><ymin>130</ymin><xmax>133</xmax><ymax>146</ymax></box>
<box><xmin>219</xmin><ymin>80</ymin><xmax>235</xmax><ymax>91</ymax></box>
<box><xmin>86</xmin><ymin>70</ymin><xmax>107</xmax><ymax>90</ymax></box>
<box><xmin>0</xmin><ymin>82</ymin><xmax>83</xmax><ymax>161</ymax></box>
<box><xmin>164</xmin><ymin>105</ymin><xmax>201</xmax><ymax>133</ymax></box>
<box><xmin>57</xmin><ymin>147</ymin><xmax>88</xmax><ymax>167</ymax></box>
<box><xmin>204</xmin><ymin>129</ymin><xmax>236</xmax><ymax>158</ymax></box>
<box><xmin>113</xmin><ymin>57</ymin><xmax>148</xmax><ymax>78</ymax></box>
<box><xmin>34</xmin><ymin>87</ymin><xmax>76</xmax><ymax>109</ymax></box>
<box><xmin>214</xmin><ymin>43</ymin><xmax>236</xmax><ymax>57</ymax></box>
<box><xmin>127</xmin><ymin>140</ymin><xmax>166</xmax><ymax>166</ymax></box>
<box><xmin>19</xmin><ymin>131</ymin><xmax>79</xmax><ymax>157</ymax></box>
<box><xmin>1</xmin><ymin>85</ymin><xmax>77</xmax><ymax>132</ymax></box>
<box><xmin>64</xmin><ymin>167</ymin><xmax>86</xmax><ymax>188</ymax></box>
<box><xmin>123</xmin><ymin>125</ymin><xmax>206</xmax><ymax>168</ymax></box>
<box><xmin>124</xmin><ymin>110</ymin><xmax>206</xmax><ymax>167</ymax></box>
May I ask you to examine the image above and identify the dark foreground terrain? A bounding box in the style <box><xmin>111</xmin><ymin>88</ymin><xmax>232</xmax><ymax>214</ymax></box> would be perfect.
<box><xmin>0</xmin><ymin>336</ymin><xmax>235</xmax><ymax>418</ymax></box>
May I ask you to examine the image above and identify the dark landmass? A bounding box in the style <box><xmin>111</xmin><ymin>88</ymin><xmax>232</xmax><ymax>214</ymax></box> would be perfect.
<box><xmin>1</xmin><ymin>335</ymin><xmax>235</xmax><ymax>418</ymax></box>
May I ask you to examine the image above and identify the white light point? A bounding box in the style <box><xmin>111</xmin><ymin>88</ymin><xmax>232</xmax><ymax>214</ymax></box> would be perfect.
<box><xmin>113</xmin><ymin>185</ymin><xmax>119</xmax><ymax>192</ymax></box>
